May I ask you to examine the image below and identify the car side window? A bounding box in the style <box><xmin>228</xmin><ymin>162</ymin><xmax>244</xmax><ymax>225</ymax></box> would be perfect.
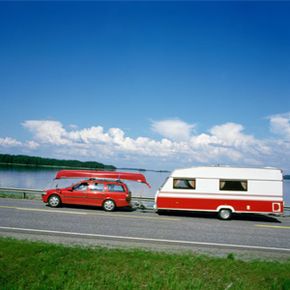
<box><xmin>73</xmin><ymin>183</ymin><xmax>88</xmax><ymax>191</ymax></box>
<box><xmin>107</xmin><ymin>184</ymin><xmax>125</xmax><ymax>192</ymax></box>
<box><xmin>89</xmin><ymin>183</ymin><xmax>104</xmax><ymax>191</ymax></box>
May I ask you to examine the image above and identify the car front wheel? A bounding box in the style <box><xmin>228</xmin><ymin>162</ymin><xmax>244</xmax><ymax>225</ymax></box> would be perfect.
<box><xmin>48</xmin><ymin>194</ymin><xmax>61</xmax><ymax>208</ymax></box>
<box><xmin>103</xmin><ymin>199</ymin><xmax>116</xmax><ymax>212</ymax></box>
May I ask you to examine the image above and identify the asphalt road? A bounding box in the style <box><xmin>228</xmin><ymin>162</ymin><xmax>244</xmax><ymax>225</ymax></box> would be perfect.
<box><xmin>1</xmin><ymin>198</ymin><xmax>290</xmax><ymax>259</ymax></box>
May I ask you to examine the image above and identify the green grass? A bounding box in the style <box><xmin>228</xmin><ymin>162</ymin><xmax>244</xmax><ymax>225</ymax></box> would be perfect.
<box><xmin>0</xmin><ymin>238</ymin><xmax>290</xmax><ymax>290</ymax></box>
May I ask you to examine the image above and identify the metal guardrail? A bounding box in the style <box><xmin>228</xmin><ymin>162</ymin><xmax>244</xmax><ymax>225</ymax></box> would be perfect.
<box><xmin>0</xmin><ymin>187</ymin><xmax>289</xmax><ymax>211</ymax></box>
<box><xmin>0</xmin><ymin>187</ymin><xmax>155</xmax><ymax>202</ymax></box>
<box><xmin>0</xmin><ymin>187</ymin><xmax>44</xmax><ymax>199</ymax></box>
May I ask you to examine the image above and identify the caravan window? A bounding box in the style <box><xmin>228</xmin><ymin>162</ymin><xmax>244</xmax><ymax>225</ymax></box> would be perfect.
<box><xmin>173</xmin><ymin>178</ymin><xmax>196</xmax><ymax>189</ymax></box>
<box><xmin>220</xmin><ymin>180</ymin><xmax>247</xmax><ymax>191</ymax></box>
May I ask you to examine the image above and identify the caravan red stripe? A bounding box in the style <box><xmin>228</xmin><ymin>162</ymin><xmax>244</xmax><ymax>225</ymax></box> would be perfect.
<box><xmin>157</xmin><ymin>197</ymin><xmax>283</xmax><ymax>213</ymax></box>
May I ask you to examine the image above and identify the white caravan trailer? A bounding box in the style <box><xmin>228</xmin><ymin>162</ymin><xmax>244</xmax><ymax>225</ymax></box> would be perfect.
<box><xmin>155</xmin><ymin>166</ymin><xmax>284</xmax><ymax>220</ymax></box>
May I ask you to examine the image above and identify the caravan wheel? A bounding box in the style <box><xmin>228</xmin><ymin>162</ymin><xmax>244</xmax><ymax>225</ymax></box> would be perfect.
<box><xmin>218</xmin><ymin>209</ymin><xmax>232</xmax><ymax>220</ymax></box>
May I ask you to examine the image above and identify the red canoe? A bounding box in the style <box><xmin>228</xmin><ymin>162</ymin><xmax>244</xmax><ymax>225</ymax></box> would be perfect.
<box><xmin>55</xmin><ymin>170</ymin><xmax>151</xmax><ymax>188</ymax></box>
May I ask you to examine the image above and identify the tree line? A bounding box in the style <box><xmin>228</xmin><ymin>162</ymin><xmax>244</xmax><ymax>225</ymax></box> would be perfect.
<box><xmin>0</xmin><ymin>154</ymin><xmax>116</xmax><ymax>170</ymax></box>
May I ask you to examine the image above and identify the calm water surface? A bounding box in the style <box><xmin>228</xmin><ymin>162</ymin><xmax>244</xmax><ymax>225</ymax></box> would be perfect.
<box><xmin>0</xmin><ymin>165</ymin><xmax>289</xmax><ymax>205</ymax></box>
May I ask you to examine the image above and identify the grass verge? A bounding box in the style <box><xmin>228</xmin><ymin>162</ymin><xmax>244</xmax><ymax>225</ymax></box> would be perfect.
<box><xmin>0</xmin><ymin>237</ymin><xmax>290</xmax><ymax>290</ymax></box>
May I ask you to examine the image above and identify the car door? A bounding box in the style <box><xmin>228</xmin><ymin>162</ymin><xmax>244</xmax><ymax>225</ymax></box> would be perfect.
<box><xmin>86</xmin><ymin>182</ymin><xmax>106</xmax><ymax>206</ymax></box>
<box><xmin>106</xmin><ymin>183</ymin><xmax>127</xmax><ymax>206</ymax></box>
<box><xmin>60</xmin><ymin>182</ymin><xmax>89</xmax><ymax>205</ymax></box>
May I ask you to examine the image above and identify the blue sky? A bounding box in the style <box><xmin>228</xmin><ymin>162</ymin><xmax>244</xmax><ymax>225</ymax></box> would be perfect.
<box><xmin>0</xmin><ymin>1</ymin><xmax>290</xmax><ymax>171</ymax></box>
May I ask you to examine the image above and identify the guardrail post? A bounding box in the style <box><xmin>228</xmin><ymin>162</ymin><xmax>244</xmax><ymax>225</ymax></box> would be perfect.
<box><xmin>23</xmin><ymin>192</ymin><xmax>26</xmax><ymax>199</ymax></box>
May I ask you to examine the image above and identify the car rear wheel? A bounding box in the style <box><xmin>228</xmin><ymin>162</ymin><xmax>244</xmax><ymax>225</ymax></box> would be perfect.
<box><xmin>48</xmin><ymin>194</ymin><xmax>61</xmax><ymax>208</ymax></box>
<box><xmin>103</xmin><ymin>199</ymin><xmax>116</xmax><ymax>212</ymax></box>
<box><xmin>218</xmin><ymin>209</ymin><xmax>232</xmax><ymax>220</ymax></box>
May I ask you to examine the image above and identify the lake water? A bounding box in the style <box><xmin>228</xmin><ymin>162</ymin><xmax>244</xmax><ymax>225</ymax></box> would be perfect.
<box><xmin>0</xmin><ymin>165</ymin><xmax>289</xmax><ymax>206</ymax></box>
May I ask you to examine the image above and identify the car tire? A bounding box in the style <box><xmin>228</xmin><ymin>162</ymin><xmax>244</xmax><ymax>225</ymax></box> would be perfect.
<box><xmin>218</xmin><ymin>209</ymin><xmax>232</xmax><ymax>220</ymax></box>
<box><xmin>103</xmin><ymin>199</ymin><xmax>116</xmax><ymax>212</ymax></box>
<box><xmin>48</xmin><ymin>194</ymin><xmax>61</xmax><ymax>208</ymax></box>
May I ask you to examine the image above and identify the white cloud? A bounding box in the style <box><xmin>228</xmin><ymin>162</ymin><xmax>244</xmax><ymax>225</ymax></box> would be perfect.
<box><xmin>24</xmin><ymin>140</ymin><xmax>39</xmax><ymax>150</ymax></box>
<box><xmin>2</xmin><ymin>114</ymin><xmax>290</xmax><ymax>171</ymax></box>
<box><xmin>0</xmin><ymin>137</ymin><xmax>39</xmax><ymax>150</ymax></box>
<box><xmin>188</xmin><ymin>122</ymin><xmax>271</xmax><ymax>164</ymax></box>
<box><xmin>2</xmin><ymin>119</ymin><xmax>267</xmax><ymax>165</ymax></box>
<box><xmin>269</xmin><ymin>113</ymin><xmax>290</xmax><ymax>140</ymax></box>
<box><xmin>22</xmin><ymin>120</ymin><xmax>68</xmax><ymax>145</ymax></box>
<box><xmin>151</xmin><ymin>119</ymin><xmax>195</xmax><ymax>141</ymax></box>
<box><xmin>0</xmin><ymin>137</ymin><xmax>22</xmax><ymax>147</ymax></box>
<box><xmin>209</xmin><ymin>123</ymin><xmax>254</xmax><ymax>147</ymax></box>
<box><xmin>68</xmin><ymin>126</ymin><xmax>111</xmax><ymax>144</ymax></box>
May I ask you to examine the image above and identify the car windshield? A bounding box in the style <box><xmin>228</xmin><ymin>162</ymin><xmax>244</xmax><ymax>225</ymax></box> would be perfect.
<box><xmin>45</xmin><ymin>178</ymin><xmax>84</xmax><ymax>190</ymax></box>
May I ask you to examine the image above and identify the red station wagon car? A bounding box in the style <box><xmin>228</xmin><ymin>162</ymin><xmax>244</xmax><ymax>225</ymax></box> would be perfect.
<box><xmin>42</xmin><ymin>170</ymin><xmax>150</xmax><ymax>212</ymax></box>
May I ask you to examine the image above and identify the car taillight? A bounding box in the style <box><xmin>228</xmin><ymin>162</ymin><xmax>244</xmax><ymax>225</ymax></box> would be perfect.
<box><xmin>126</xmin><ymin>191</ymin><xmax>132</xmax><ymax>202</ymax></box>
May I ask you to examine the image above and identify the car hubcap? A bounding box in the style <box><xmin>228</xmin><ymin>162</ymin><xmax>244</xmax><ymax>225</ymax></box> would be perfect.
<box><xmin>220</xmin><ymin>209</ymin><xmax>230</xmax><ymax>219</ymax></box>
<box><xmin>104</xmin><ymin>200</ymin><xmax>114</xmax><ymax>211</ymax></box>
<box><xmin>50</xmin><ymin>196</ymin><xmax>59</xmax><ymax>207</ymax></box>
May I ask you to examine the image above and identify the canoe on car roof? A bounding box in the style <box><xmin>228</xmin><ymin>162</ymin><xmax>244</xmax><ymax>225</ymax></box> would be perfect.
<box><xmin>54</xmin><ymin>170</ymin><xmax>151</xmax><ymax>187</ymax></box>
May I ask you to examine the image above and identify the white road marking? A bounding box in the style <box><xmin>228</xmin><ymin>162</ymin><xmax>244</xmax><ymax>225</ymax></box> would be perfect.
<box><xmin>0</xmin><ymin>226</ymin><xmax>290</xmax><ymax>252</ymax></box>
<box><xmin>19</xmin><ymin>208</ymin><xmax>88</xmax><ymax>215</ymax></box>
<box><xmin>0</xmin><ymin>206</ymin><xmax>87</xmax><ymax>215</ymax></box>
<box><xmin>0</xmin><ymin>205</ymin><xmax>179</xmax><ymax>221</ymax></box>
<box><xmin>255</xmin><ymin>224</ymin><xmax>290</xmax><ymax>230</ymax></box>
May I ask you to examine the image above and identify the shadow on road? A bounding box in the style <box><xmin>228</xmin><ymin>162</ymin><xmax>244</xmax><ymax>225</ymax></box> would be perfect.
<box><xmin>156</xmin><ymin>210</ymin><xmax>282</xmax><ymax>223</ymax></box>
<box><xmin>46</xmin><ymin>204</ymin><xmax>282</xmax><ymax>223</ymax></box>
<box><xmin>46</xmin><ymin>203</ymin><xmax>135</xmax><ymax>212</ymax></box>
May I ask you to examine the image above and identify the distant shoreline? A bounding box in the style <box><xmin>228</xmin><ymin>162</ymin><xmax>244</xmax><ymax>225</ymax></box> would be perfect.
<box><xmin>0</xmin><ymin>154</ymin><xmax>170</xmax><ymax>173</ymax></box>
<box><xmin>1</xmin><ymin>163</ymin><xmax>288</xmax><ymax>178</ymax></box>
<box><xmin>0</xmin><ymin>162</ymin><xmax>105</xmax><ymax>170</ymax></box>
<box><xmin>0</xmin><ymin>163</ymin><xmax>170</xmax><ymax>173</ymax></box>
<box><xmin>118</xmin><ymin>167</ymin><xmax>170</xmax><ymax>173</ymax></box>
<box><xmin>0</xmin><ymin>154</ymin><xmax>115</xmax><ymax>171</ymax></box>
